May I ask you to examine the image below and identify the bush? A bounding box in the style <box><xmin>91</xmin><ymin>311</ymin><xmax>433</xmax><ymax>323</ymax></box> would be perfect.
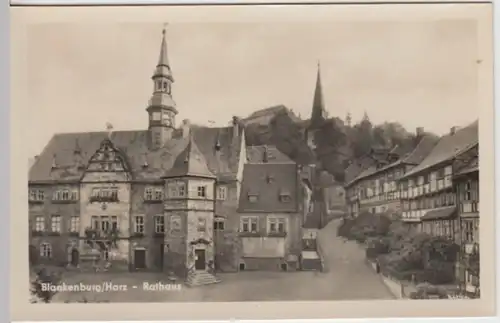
<box><xmin>365</xmin><ymin>238</ymin><xmax>390</xmax><ymax>260</ymax></box>
<box><xmin>336</xmin><ymin>212</ymin><xmax>392</xmax><ymax>242</ymax></box>
<box><xmin>30</xmin><ymin>265</ymin><xmax>62</xmax><ymax>303</ymax></box>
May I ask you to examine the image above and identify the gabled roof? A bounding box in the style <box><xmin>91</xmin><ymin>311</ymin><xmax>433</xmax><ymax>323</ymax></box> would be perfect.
<box><xmin>246</xmin><ymin>145</ymin><xmax>293</xmax><ymax>163</ymax></box>
<box><xmin>163</xmin><ymin>135</ymin><xmax>216</xmax><ymax>179</ymax></box>
<box><xmin>455</xmin><ymin>155</ymin><xmax>479</xmax><ymax>177</ymax></box>
<box><xmin>402</xmin><ymin>120</ymin><xmax>478</xmax><ymax>179</ymax></box>
<box><xmin>344</xmin><ymin>135</ymin><xmax>439</xmax><ymax>187</ymax></box>
<box><xmin>29</xmin><ymin>125</ymin><xmax>244</xmax><ymax>183</ymax></box>
<box><xmin>238</xmin><ymin>163</ymin><xmax>299</xmax><ymax>213</ymax></box>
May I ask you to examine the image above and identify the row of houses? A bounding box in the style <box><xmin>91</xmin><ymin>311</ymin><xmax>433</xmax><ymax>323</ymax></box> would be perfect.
<box><xmin>28</xmin><ymin>27</ymin><xmax>328</xmax><ymax>285</ymax></box>
<box><xmin>344</xmin><ymin>121</ymin><xmax>479</xmax><ymax>296</ymax></box>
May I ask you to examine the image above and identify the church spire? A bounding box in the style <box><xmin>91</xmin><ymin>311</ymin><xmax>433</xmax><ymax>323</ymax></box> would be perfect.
<box><xmin>310</xmin><ymin>61</ymin><xmax>326</xmax><ymax>129</ymax></box>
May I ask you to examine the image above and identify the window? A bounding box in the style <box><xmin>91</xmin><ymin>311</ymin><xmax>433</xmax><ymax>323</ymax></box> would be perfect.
<box><xmin>197</xmin><ymin>217</ymin><xmax>206</xmax><ymax>232</ymax></box>
<box><xmin>464</xmin><ymin>220</ymin><xmax>474</xmax><ymax>242</ymax></box>
<box><xmin>91</xmin><ymin>216</ymin><xmax>99</xmax><ymax>230</ymax></box>
<box><xmin>216</xmin><ymin>186</ymin><xmax>227</xmax><ymax>200</ymax></box>
<box><xmin>90</xmin><ymin>187</ymin><xmax>119</xmax><ymax>202</ymax></box>
<box><xmin>101</xmin><ymin>216</ymin><xmax>110</xmax><ymax>232</ymax></box>
<box><xmin>144</xmin><ymin>187</ymin><xmax>163</xmax><ymax>201</ymax></box>
<box><xmin>40</xmin><ymin>243</ymin><xmax>52</xmax><ymax>258</ymax></box>
<box><xmin>197</xmin><ymin>186</ymin><xmax>207</xmax><ymax>198</ymax></box>
<box><xmin>152</xmin><ymin>111</ymin><xmax>161</xmax><ymax>121</ymax></box>
<box><xmin>170</xmin><ymin>215</ymin><xmax>181</xmax><ymax>233</ymax></box>
<box><xmin>154</xmin><ymin>215</ymin><xmax>165</xmax><ymax>233</ymax></box>
<box><xmin>134</xmin><ymin>216</ymin><xmax>145</xmax><ymax>234</ymax></box>
<box><xmin>144</xmin><ymin>187</ymin><xmax>153</xmax><ymax>200</ymax></box>
<box><xmin>154</xmin><ymin>188</ymin><xmax>163</xmax><ymax>200</ymax></box>
<box><xmin>248</xmin><ymin>193</ymin><xmax>258</xmax><ymax>203</ymax></box>
<box><xmin>50</xmin><ymin>215</ymin><xmax>61</xmax><ymax>233</ymax></box>
<box><xmin>35</xmin><ymin>216</ymin><xmax>45</xmax><ymax>232</ymax></box>
<box><xmin>29</xmin><ymin>189</ymin><xmax>44</xmax><ymax>202</ymax></box>
<box><xmin>70</xmin><ymin>216</ymin><xmax>79</xmax><ymax>233</ymax></box>
<box><xmin>268</xmin><ymin>217</ymin><xmax>286</xmax><ymax>234</ymax></box>
<box><xmin>214</xmin><ymin>217</ymin><xmax>225</xmax><ymax>231</ymax></box>
<box><xmin>241</xmin><ymin>216</ymin><xmax>258</xmax><ymax>233</ymax></box>
<box><xmin>464</xmin><ymin>181</ymin><xmax>472</xmax><ymax>201</ymax></box>
<box><xmin>167</xmin><ymin>181</ymin><xmax>186</xmax><ymax>198</ymax></box>
<box><xmin>111</xmin><ymin>216</ymin><xmax>118</xmax><ymax>231</ymax></box>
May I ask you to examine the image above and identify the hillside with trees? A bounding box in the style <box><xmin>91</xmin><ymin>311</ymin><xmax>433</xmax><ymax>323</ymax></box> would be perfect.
<box><xmin>242</xmin><ymin>106</ymin><xmax>438</xmax><ymax>183</ymax></box>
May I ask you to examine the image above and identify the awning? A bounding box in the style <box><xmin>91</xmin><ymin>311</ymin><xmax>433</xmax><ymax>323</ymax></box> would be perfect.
<box><xmin>421</xmin><ymin>206</ymin><xmax>457</xmax><ymax>221</ymax></box>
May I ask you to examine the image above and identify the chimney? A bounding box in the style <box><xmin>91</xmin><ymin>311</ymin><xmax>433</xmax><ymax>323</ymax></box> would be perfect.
<box><xmin>181</xmin><ymin>119</ymin><xmax>190</xmax><ymax>138</ymax></box>
<box><xmin>262</xmin><ymin>146</ymin><xmax>269</xmax><ymax>163</ymax></box>
<box><xmin>450</xmin><ymin>126</ymin><xmax>458</xmax><ymax>135</ymax></box>
<box><xmin>416</xmin><ymin>127</ymin><xmax>424</xmax><ymax>137</ymax></box>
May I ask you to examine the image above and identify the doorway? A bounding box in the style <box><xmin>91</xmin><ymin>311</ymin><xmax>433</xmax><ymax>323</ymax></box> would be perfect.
<box><xmin>70</xmin><ymin>248</ymin><xmax>79</xmax><ymax>266</ymax></box>
<box><xmin>134</xmin><ymin>248</ymin><xmax>147</xmax><ymax>270</ymax></box>
<box><xmin>194</xmin><ymin>249</ymin><xmax>206</xmax><ymax>270</ymax></box>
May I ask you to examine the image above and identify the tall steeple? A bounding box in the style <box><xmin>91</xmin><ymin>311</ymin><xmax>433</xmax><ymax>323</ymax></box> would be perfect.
<box><xmin>147</xmin><ymin>24</ymin><xmax>178</xmax><ymax>150</ymax></box>
<box><xmin>310</xmin><ymin>61</ymin><xmax>327</xmax><ymax>129</ymax></box>
<box><xmin>305</xmin><ymin>61</ymin><xmax>327</xmax><ymax>152</ymax></box>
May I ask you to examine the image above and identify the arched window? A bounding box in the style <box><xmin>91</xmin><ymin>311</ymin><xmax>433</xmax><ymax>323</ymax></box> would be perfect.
<box><xmin>40</xmin><ymin>242</ymin><xmax>52</xmax><ymax>258</ymax></box>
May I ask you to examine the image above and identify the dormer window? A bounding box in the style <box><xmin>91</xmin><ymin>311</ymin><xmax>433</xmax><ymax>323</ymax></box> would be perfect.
<box><xmin>279</xmin><ymin>190</ymin><xmax>291</xmax><ymax>203</ymax></box>
<box><xmin>248</xmin><ymin>193</ymin><xmax>259</xmax><ymax>203</ymax></box>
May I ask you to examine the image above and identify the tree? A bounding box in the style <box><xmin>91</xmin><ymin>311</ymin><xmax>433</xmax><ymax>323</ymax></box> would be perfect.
<box><xmin>313</xmin><ymin>118</ymin><xmax>348</xmax><ymax>180</ymax></box>
<box><xmin>351</xmin><ymin>114</ymin><xmax>374</xmax><ymax>158</ymax></box>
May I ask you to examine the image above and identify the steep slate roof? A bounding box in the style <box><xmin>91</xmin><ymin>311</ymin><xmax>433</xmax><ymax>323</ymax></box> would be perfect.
<box><xmin>163</xmin><ymin>135</ymin><xmax>216</xmax><ymax>178</ymax></box>
<box><xmin>246</xmin><ymin>145</ymin><xmax>293</xmax><ymax>163</ymax></box>
<box><xmin>29</xmin><ymin>126</ymin><xmax>243</xmax><ymax>183</ymax></box>
<box><xmin>238</xmin><ymin>163</ymin><xmax>299</xmax><ymax>213</ymax></box>
<box><xmin>345</xmin><ymin>135</ymin><xmax>439</xmax><ymax>187</ymax></box>
<box><xmin>402</xmin><ymin>120</ymin><xmax>478</xmax><ymax>179</ymax></box>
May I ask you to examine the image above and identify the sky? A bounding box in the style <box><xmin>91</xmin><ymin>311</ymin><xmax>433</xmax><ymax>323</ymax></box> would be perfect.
<box><xmin>25</xmin><ymin>20</ymin><xmax>479</xmax><ymax>158</ymax></box>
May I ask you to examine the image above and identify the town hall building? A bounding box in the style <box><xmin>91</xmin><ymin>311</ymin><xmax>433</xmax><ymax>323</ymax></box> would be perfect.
<box><xmin>28</xmin><ymin>26</ymin><xmax>321</xmax><ymax>284</ymax></box>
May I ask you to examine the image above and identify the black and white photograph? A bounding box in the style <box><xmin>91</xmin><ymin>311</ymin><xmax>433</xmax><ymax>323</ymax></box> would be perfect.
<box><xmin>10</xmin><ymin>2</ymin><xmax>495</xmax><ymax>321</ymax></box>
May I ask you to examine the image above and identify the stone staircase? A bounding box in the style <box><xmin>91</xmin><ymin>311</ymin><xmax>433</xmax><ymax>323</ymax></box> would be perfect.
<box><xmin>185</xmin><ymin>271</ymin><xmax>221</xmax><ymax>287</ymax></box>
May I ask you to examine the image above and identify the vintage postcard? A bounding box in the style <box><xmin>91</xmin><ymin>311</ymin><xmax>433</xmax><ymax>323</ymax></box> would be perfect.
<box><xmin>10</xmin><ymin>2</ymin><xmax>495</xmax><ymax>321</ymax></box>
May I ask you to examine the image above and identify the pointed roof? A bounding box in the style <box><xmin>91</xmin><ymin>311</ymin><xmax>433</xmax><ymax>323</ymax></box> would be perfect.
<box><xmin>163</xmin><ymin>134</ymin><xmax>216</xmax><ymax>179</ymax></box>
<box><xmin>153</xmin><ymin>25</ymin><xmax>173</xmax><ymax>81</ymax></box>
<box><xmin>309</xmin><ymin>62</ymin><xmax>326</xmax><ymax>129</ymax></box>
<box><xmin>401</xmin><ymin>120</ymin><xmax>478</xmax><ymax>179</ymax></box>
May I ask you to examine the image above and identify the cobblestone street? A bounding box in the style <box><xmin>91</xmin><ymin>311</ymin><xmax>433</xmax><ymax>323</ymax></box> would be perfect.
<box><xmin>51</xmin><ymin>219</ymin><xmax>394</xmax><ymax>302</ymax></box>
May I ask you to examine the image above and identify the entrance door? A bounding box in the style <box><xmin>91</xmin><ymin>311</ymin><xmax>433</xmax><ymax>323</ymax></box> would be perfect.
<box><xmin>134</xmin><ymin>249</ymin><xmax>147</xmax><ymax>270</ymax></box>
<box><xmin>70</xmin><ymin>248</ymin><xmax>79</xmax><ymax>266</ymax></box>
<box><xmin>194</xmin><ymin>249</ymin><xmax>206</xmax><ymax>270</ymax></box>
